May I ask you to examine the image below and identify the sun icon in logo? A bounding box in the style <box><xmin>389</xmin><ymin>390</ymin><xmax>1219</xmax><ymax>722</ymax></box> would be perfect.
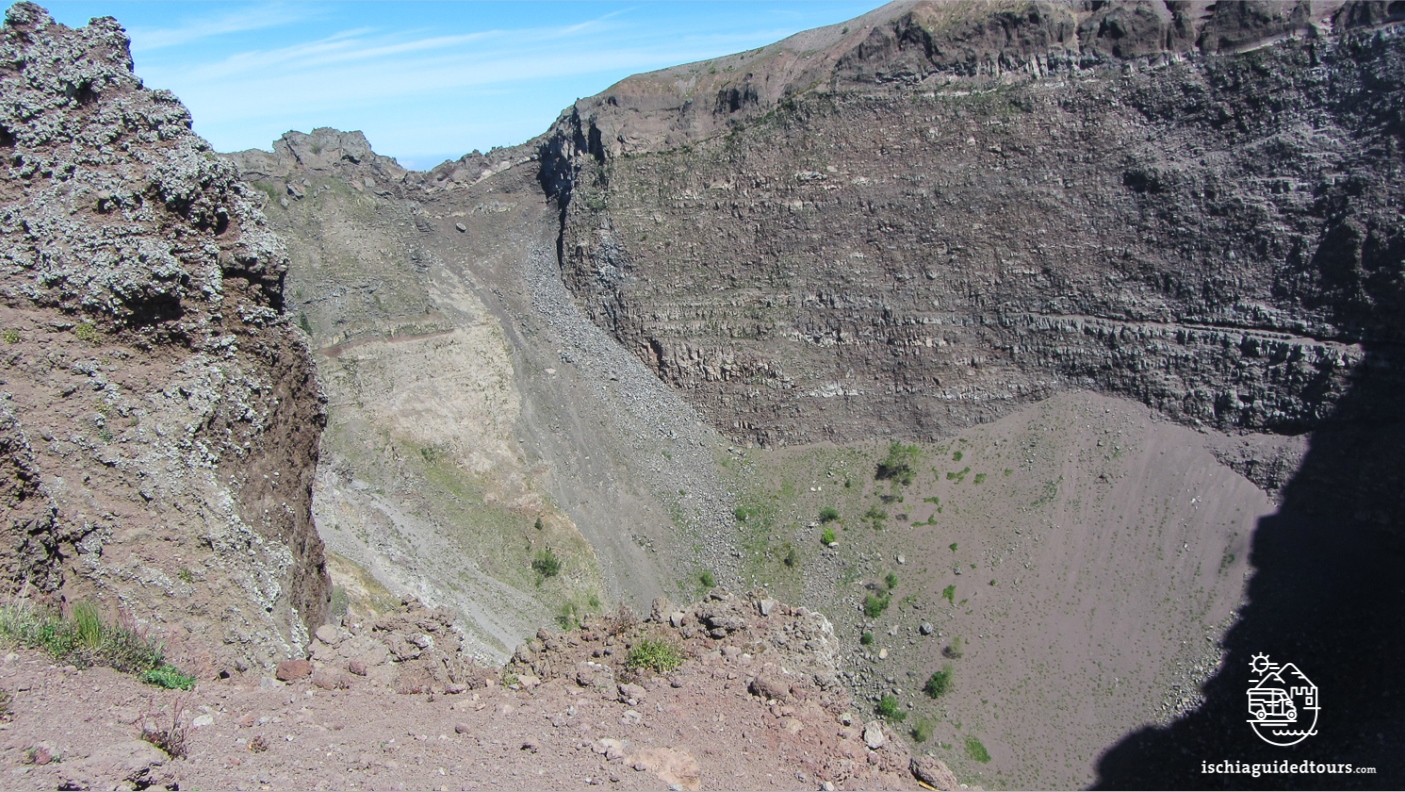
<box><xmin>1250</xmin><ymin>653</ymin><xmax>1273</xmax><ymax>676</ymax></box>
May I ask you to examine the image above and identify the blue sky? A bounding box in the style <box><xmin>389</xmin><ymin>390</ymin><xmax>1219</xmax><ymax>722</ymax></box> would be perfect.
<box><xmin>41</xmin><ymin>1</ymin><xmax>886</xmax><ymax>169</ymax></box>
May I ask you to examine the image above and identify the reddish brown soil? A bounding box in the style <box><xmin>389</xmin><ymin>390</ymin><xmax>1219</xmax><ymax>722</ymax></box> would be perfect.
<box><xmin>0</xmin><ymin>593</ymin><xmax>931</xmax><ymax>791</ymax></box>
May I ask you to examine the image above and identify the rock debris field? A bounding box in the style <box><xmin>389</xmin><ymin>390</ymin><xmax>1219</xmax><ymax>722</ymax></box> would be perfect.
<box><xmin>0</xmin><ymin>591</ymin><xmax>954</xmax><ymax>791</ymax></box>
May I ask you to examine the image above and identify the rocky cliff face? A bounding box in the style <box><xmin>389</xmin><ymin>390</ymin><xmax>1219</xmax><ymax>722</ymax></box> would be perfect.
<box><xmin>0</xmin><ymin>4</ymin><xmax>328</xmax><ymax>673</ymax></box>
<box><xmin>542</xmin><ymin>0</ymin><xmax>1405</xmax><ymax>511</ymax></box>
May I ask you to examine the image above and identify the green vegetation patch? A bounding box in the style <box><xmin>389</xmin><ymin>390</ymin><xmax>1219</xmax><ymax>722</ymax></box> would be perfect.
<box><xmin>863</xmin><ymin>592</ymin><xmax>891</xmax><ymax>618</ymax></box>
<box><xmin>73</xmin><ymin>322</ymin><xmax>99</xmax><ymax>343</ymax></box>
<box><xmin>142</xmin><ymin>664</ymin><xmax>196</xmax><ymax>690</ymax></box>
<box><xmin>625</xmin><ymin>638</ymin><xmax>684</xmax><ymax>674</ymax></box>
<box><xmin>876</xmin><ymin>693</ymin><xmax>907</xmax><ymax>722</ymax></box>
<box><xmin>0</xmin><ymin>600</ymin><xmax>190</xmax><ymax>687</ymax></box>
<box><xmin>942</xmin><ymin>584</ymin><xmax>956</xmax><ymax>605</ymax></box>
<box><xmin>924</xmin><ymin>665</ymin><xmax>953</xmax><ymax>698</ymax></box>
<box><xmin>531</xmin><ymin>548</ymin><xmax>561</xmax><ymax>581</ymax></box>
<box><xmin>876</xmin><ymin>441</ymin><xmax>921</xmax><ymax>486</ymax></box>
<box><xmin>965</xmin><ymin>735</ymin><xmax>991</xmax><ymax>763</ymax></box>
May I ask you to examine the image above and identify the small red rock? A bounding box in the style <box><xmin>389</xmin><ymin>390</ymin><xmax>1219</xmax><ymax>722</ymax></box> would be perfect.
<box><xmin>347</xmin><ymin>659</ymin><xmax>367</xmax><ymax>676</ymax></box>
<box><xmin>275</xmin><ymin>659</ymin><xmax>312</xmax><ymax>681</ymax></box>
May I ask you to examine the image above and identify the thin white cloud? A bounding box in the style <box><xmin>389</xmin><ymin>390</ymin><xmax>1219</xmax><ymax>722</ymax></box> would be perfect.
<box><xmin>126</xmin><ymin>2</ymin><xmax>886</xmax><ymax>159</ymax></box>
<box><xmin>127</xmin><ymin>3</ymin><xmax>318</xmax><ymax>51</ymax></box>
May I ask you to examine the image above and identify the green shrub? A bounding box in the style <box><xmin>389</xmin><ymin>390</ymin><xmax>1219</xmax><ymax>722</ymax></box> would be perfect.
<box><xmin>941</xmin><ymin>585</ymin><xmax>956</xmax><ymax>605</ymax></box>
<box><xmin>860</xmin><ymin>631</ymin><xmax>874</xmax><ymax>646</ymax></box>
<box><xmin>952</xmin><ymin>450</ymin><xmax>963</xmax><ymax>461</ymax></box>
<box><xmin>781</xmin><ymin>543</ymin><xmax>799</xmax><ymax>568</ymax></box>
<box><xmin>965</xmin><ymin>736</ymin><xmax>991</xmax><ymax>763</ymax></box>
<box><xmin>698</xmin><ymin>570</ymin><xmax>716</xmax><ymax>588</ymax></box>
<box><xmin>818</xmin><ymin>506</ymin><xmax>840</xmax><ymax>523</ymax></box>
<box><xmin>973</xmin><ymin>472</ymin><xmax>987</xmax><ymax>484</ymax></box>
<box><xmin>1</xmin><ymin>329</ymin><xmax>18</xmax><ymax>344</ymax></box>
<box><xmin>863</xmin><ymin>593</ymin><xmax>890</xmax><ymax>618</ymax></box>
<box><xmin>924</xmin><ymin>665</ymin><xmax>953</xmax><ymax>698</ymax></box>
<box><xmin>876</xmin><ymin>442</ymin><xmax>920</xmax><ymax>486</ymax></box>
<box><xmin>143</xmin><ymin>664</ymin><xmax>196</xmax><ymax>691</ymax></box>
<box><xmin>911</xmin><ymin>717</ymin><xmax>935</xmax><ymax>743</ymax></box>
<box><xmin>298</xmin><ymin>313</ymin><xmax>313</xmax><ymax>335</ymax></box>
<box><xmin>949</xmin><ymin>542</ymin><xmax>958</xmax><ymax>553</ymax></box>
<box><xmin>820</xmin><ymin>527</ymin><xmax>837</xmax><ymax>545</ymax></box>
<box><xmin>73</xmin><ymin>323</ymin><xmax>99</xmax><ymax>343</ymax></box>
<box><xmin>884</xmin><ymin>571</ymin><xmax>898</xmax><ymax>591</ymax></box>
<box><xmin>863</xmin><ymin>506</ymin><xmax>887</xmax><ymax>528</ymax></box>
<box><xmin>531</xmin><ymin>548</ymin><xmax>561</xmax><ymax>580</ymax></box>
<box><xmin>876</xmin><ymin>694</ymin><xmax>906</xmax><ymax>722</ymax></box>
<box><xmin>625</xmin><ymin>638</ymin><xmax>684</xmax><ymax>674</ymax></box>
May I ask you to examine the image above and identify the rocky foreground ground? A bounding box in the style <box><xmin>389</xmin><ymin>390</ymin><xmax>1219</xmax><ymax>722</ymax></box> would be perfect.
<box><xmin>0</xmin><ymin>590</ymin><xmax>975</xmax><ymax>791</ymax></box>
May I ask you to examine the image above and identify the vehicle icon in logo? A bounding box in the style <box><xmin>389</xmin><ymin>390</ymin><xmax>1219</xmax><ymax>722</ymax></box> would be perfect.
<box><xmin>1246</xmin><ymin>653</ymin><xmax>1318</xmax><ymax>747</ymax></box>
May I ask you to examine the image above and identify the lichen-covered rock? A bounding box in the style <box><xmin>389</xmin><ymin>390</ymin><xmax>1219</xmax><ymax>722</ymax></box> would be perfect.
<box><xmin>0</xmin><ymin>3</ymin><xmax>328</xmax><ymax>673</ymax></box>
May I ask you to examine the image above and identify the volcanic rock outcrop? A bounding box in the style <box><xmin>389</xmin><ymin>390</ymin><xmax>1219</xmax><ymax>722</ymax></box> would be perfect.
<box><xmin>542</xmin><ymin>0</ymin><xmax>1405</xmax><ymax>520</ymax></box>
<box><xmin>0</xmin><ymin>4</ymin><xmax>328</xmax><ymax>672</ymax></box>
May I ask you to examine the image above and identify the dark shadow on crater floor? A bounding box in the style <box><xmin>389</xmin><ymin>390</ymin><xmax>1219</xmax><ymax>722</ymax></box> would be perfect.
<box><xmin>1093</xmin><ymin>345</ymin><xmax>1405</xmax><ymax>789</ymax></box>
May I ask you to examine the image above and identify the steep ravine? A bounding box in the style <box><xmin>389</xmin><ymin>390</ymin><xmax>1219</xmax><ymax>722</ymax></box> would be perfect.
<box><xmin>228</xmin><ymin>129</ymin><xmax>748</xmax><ymax>662</ymax></box>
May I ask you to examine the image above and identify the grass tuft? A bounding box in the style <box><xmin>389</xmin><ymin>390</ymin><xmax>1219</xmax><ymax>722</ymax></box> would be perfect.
<box><xmin>0</xmin><ymin>600</ymin><xmax>178</xmax><ymax>679</ymax></box>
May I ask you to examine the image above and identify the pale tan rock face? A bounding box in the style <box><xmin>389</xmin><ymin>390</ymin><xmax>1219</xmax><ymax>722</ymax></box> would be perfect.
<box><xmin>0</xmin><ymin>3</ymin><xmax>328</xmax><ymax>673</ymax></box>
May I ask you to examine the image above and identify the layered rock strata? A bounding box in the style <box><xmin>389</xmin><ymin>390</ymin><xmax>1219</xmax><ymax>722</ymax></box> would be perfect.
<box><xmin>542</xmin><ymin>0</ymin><xmax>1405</xmax><ymax>515</ymax></box>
